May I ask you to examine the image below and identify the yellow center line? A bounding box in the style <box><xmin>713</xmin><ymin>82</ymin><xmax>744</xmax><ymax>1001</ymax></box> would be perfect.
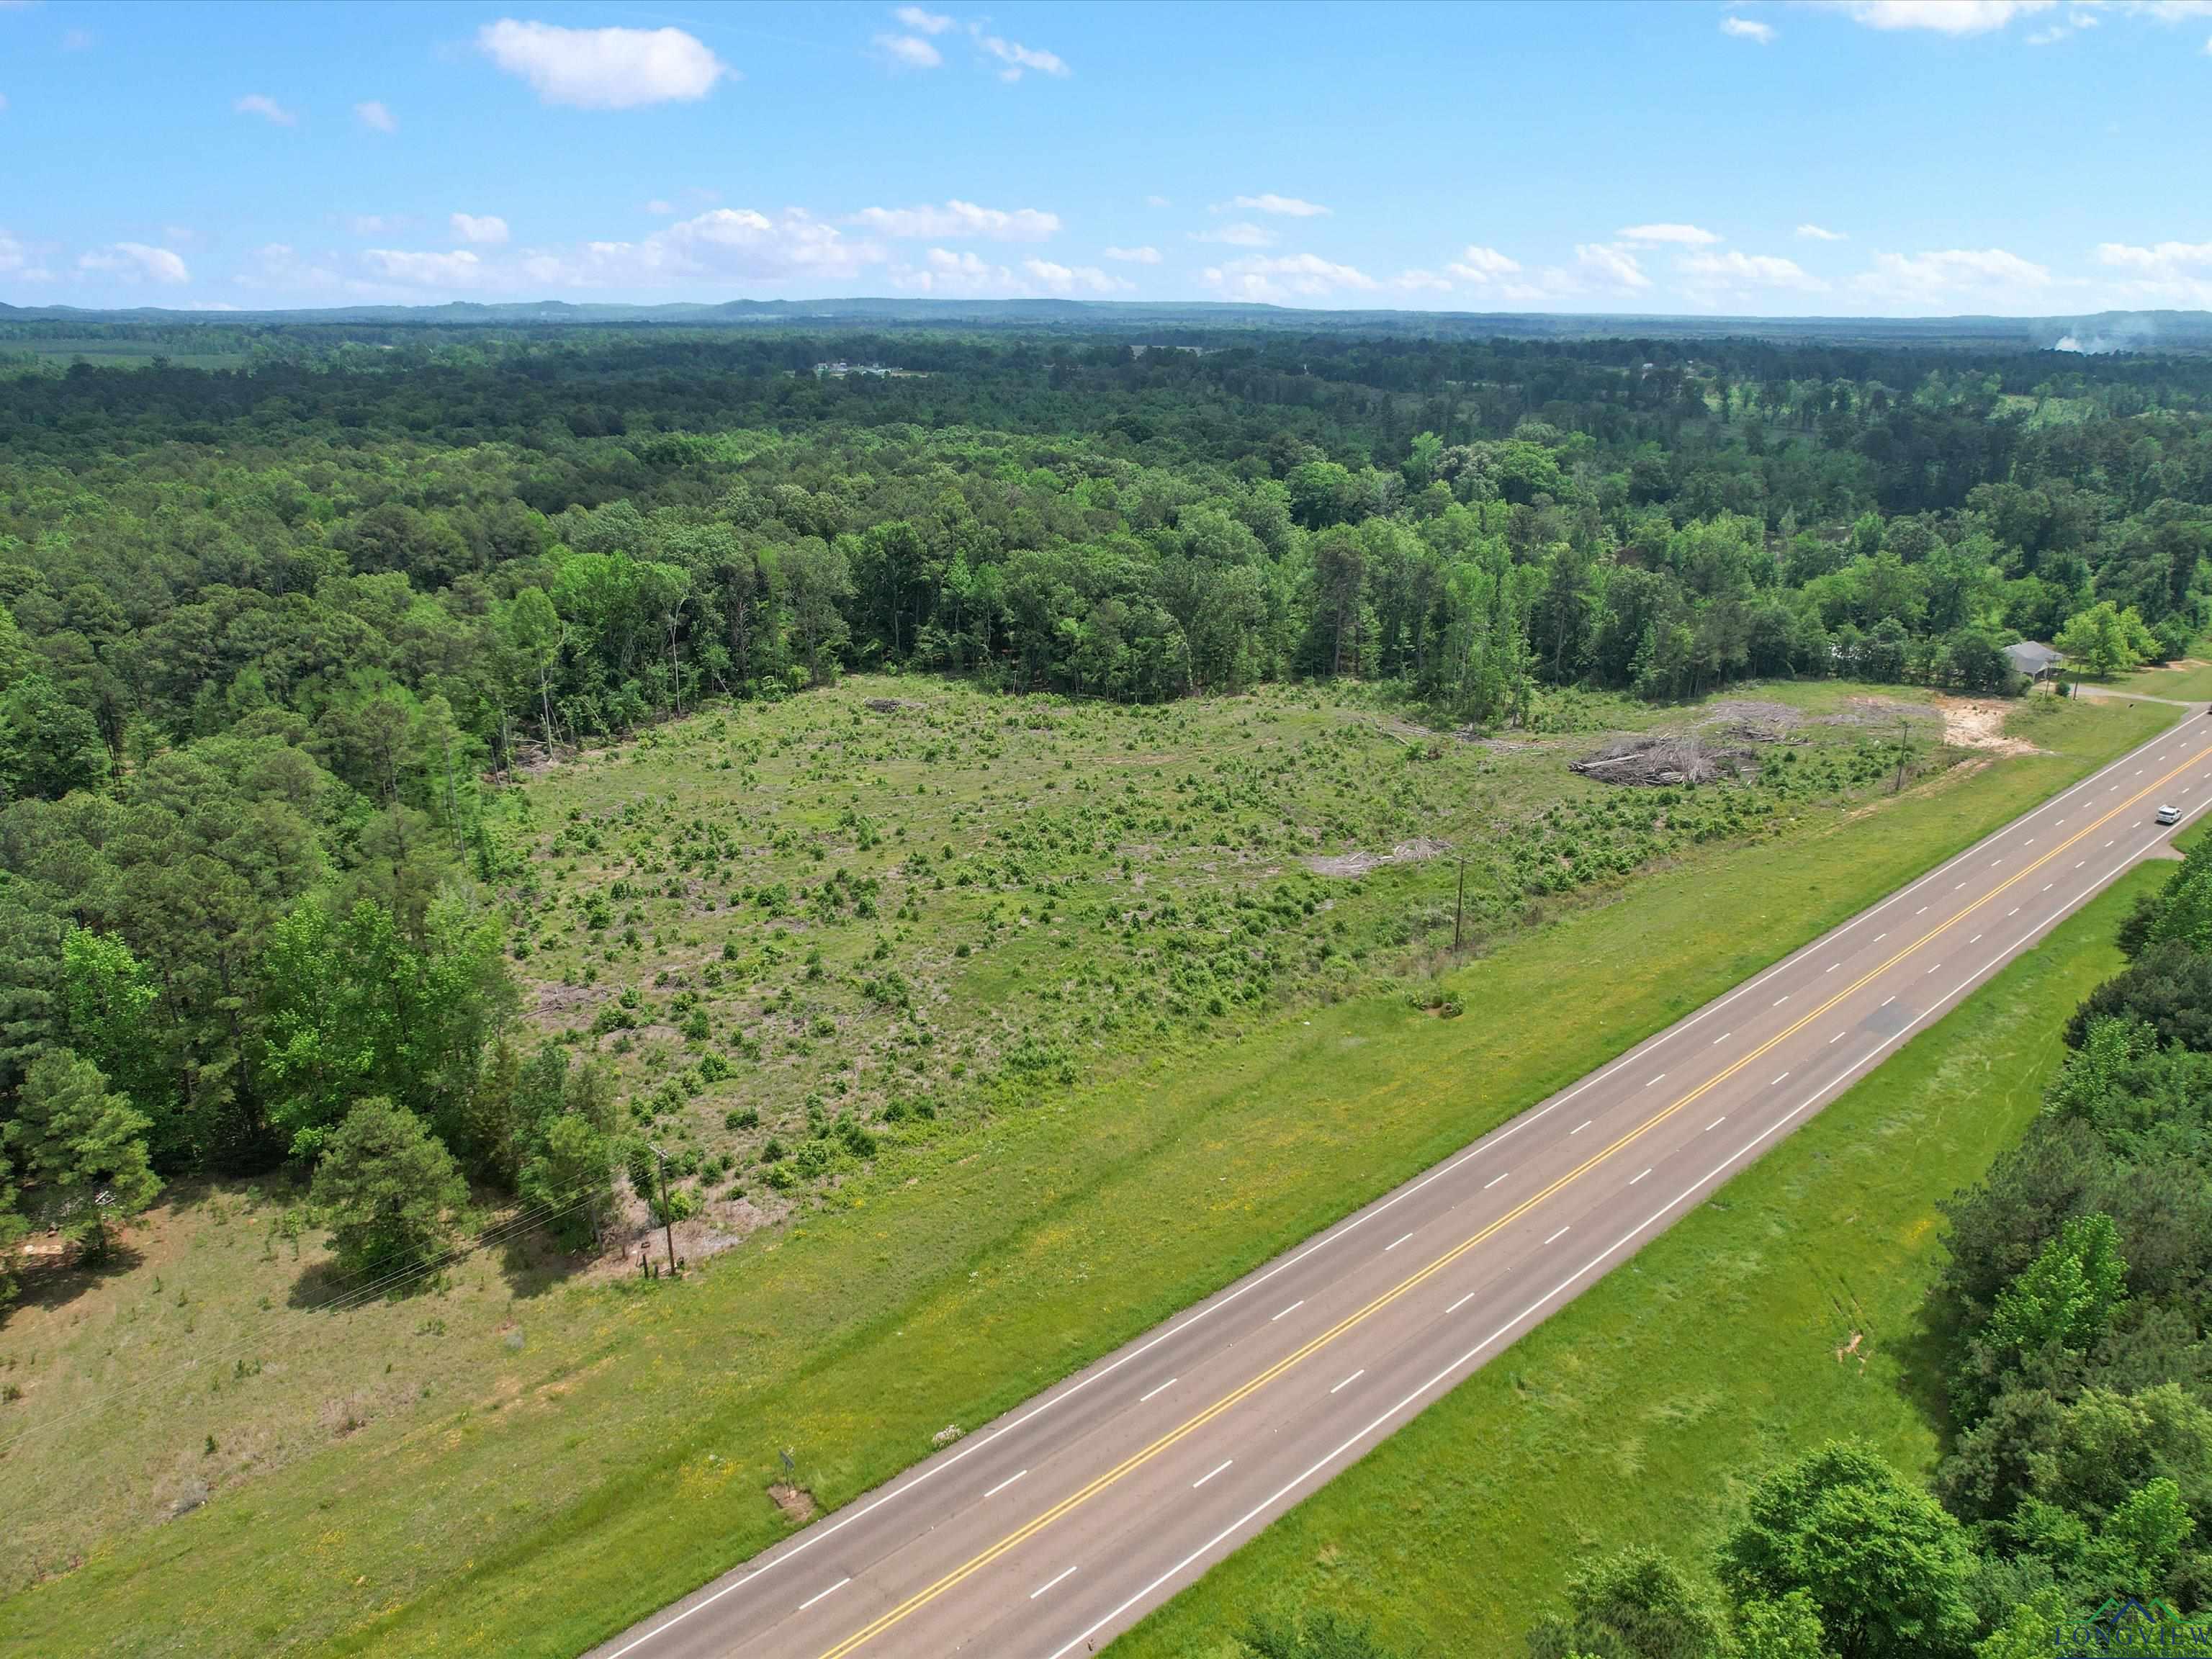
<box><xmin>807</xmin><ymin>743</ymin><xmax>2210</xmax><ymax>1659</ymax></box>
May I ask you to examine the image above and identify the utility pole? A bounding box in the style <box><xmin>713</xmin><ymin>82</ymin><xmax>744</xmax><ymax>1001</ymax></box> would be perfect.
<box><xmin>1452</xmin><ymin>855</ymin><xmax>1466</xmax><ymax>953</ymax></box>
<box><xmin>649</xmin><ymin>1141</ymin><xmax>677</xmax><ymax>1275</ymax></box>
<box><xmin>1892</xmin><ymin>714</ymin><xmax>1910</xmax><ymax>794</ymax></box>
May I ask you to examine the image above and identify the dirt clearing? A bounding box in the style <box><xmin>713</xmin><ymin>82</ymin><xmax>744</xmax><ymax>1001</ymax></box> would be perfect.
<box><xmin>1934</xmin><ymin>697</ymin><xmax>2040</xmax><ymax>756</ymax></box>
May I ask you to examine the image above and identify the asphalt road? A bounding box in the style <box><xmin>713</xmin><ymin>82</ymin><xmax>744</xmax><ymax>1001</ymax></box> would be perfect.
<box><xmin>590</xmin><ymin>711</ymin><xmax>2212</xmax><ymax>1659</ymax></box>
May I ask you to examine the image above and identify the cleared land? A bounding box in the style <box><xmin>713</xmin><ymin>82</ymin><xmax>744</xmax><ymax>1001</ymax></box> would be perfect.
<box><xmin>1112</xmin><ymin>863</ymin><xmax>2157</xmax><ymax>1658</ymax></box>
<box><xmin>0</xmin><ymin>683</ymin><xmax>2169</xmax><ymax>1658</ymax></box>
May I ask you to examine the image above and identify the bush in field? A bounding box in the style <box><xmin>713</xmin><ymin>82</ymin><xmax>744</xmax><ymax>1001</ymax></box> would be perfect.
<box><xmin>310</xmin><ymin>1098</ymin><xmax>468</xmax><ymax>1282</ymax></box>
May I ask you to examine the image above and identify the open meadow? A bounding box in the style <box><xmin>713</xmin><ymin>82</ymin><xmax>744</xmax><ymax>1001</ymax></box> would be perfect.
<box><xmin>0</xmin><ymin>680</ymin><xmax>2172</xmax><ymax>1658</ymax></box>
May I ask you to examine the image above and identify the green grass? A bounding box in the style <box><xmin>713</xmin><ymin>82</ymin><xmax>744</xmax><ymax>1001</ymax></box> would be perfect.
<box><xmin>1112</xmin><ymin>863</ymin><xmax>2161</xmax><ymax>1659</ymax></box>
<box><xmin>0</xmin><ymin>689</ymin><xmax>2172</xmax><ymax>1658</ymax></box>
<box><xmin>2108</xmin><ymin>658</ymin><xmax>2212</xmax><ymax>703</ymax></box>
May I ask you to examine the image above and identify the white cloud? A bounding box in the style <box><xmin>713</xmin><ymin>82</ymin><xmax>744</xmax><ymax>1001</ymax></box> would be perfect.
<box><xmin>1021</xmin><ymin>258</ymin><xmax>1132</xmax><ymax>295</ymax></box>
<box><xmin>1395</xmin><ymin>269</ymin><xmax>1453</xmax><ymax>292</ymax></box>
<box><xmin>521</xmin><ymin>207</ymin><xmax>878</xmax><ymax>289</ymax></box>
<box><xmin>1720</xmin><ymin>15</ymin><xmax>1777</xmax><ymax>42</ymax></box>
<box><xmin>234</xmin><ymin>93</ymin><xmax>297</xmax><ymax>126</ymax></box>
<box><xmin>343</xmin><ymin>214</ymin><xmax>403</xmax><ymax>236</ymax></box>
<box><xmin>1200</xmin><ymin>253</ymin><xmax>1379</xmax><ymax>302</ymax></box>
<box><xmin>2097</xmin><ymin>239</ymin><xmax>2212</xmax><ymax>271</ymax></box>
<box><xmin>1226</xmin><ymin>193</ymin><xmax>1330</xmax><ymax>217</ymax></box>
<box><xmin>894</xmin><ymin>6</ymin><xmax>955</xmax><ymax>32</ymax></box>
<box><xmin>1679</xmin><ymin>249</ymin><xmax>1826</xmax><ymax>293</ymax></box>
<box><xmin>78</xmin><ymin>241</ymin><xmax>190</xmax><ymax>284</ymax></box>
<box><xmin>354</xmin><ymin>99</ymin><xmax>395</xmax><ymax>132</ymax></box>
<box><xmin>477</xmin><ymin>19</ymin><xmax>729</xmax><ymax>109</ymax></box>
<box><xmin>1835</xmin><ymin>1</ymin><xmax>2054</xmax><ymax>35</ymax></box>
<box><xmin>894</xmin><ymin>247</ymin><xmax>1010</xmax><ymax>295</ymax></box>
<box><xmin>362</xmin><ymin>247</ymin><xmax>490</xmax><ymax>287</ymax></box>
<box><xmin>1575</xmin><ymin>243</ymin><xmax>1652</xmax><ymax>289</ymax></box>
<box><xmin>876</xmin><ymin>32</ymin><xmax>942</xmax><ymax>67</ymax></box>
<box><xmin>0</xmin><ymin>230</ymin><xmax>53</xmax><ymax>284</ymax></box>
<box><xmin>644</xmin><ymin>199</ymin><xmax>675</xmax><ymax>216</ymax></box>
<box><xmin>1447</xmin><ymin>245</ymin><xmax>1522</xmax><ymax>280</ymax></box>
<box><xmin>2026</xmin><ymin>11</ymin><xmax>2098</xmax><ymax>42</ymax></box>
<box><xmin>1103</xmin><ymin>245</ymin><xmax>1161</xmax><ymax>264</ymax></box>
<box><xmin>1617</xmin><ymin>222</ymin><xmax>1720</xmax><ymax>246</ymax></box>
<box><xmin>1853</xmin><ymin>246</ymin><xmax>2052</xmax><ymax>305</ymax></box>
<box><xmin>451</xmin><ymin>212</ymin><xmax>511</xmax><ymax>246</ymax></box>
<box><xmin>1796</xmin><ymin>222</ymin><xmax>1847</xmax><ymax>241</ymax></box>
<box><xmin>1193</xmin><ymin>221</ymin><xmax>1275</xmax><ymax>248</ymax></box>
<box><xmin>235</xmin><ymin>243</ymin><xmax>343</xmax><ymax>293</ymax></box>
<box><xmin>847</xmin><ymin>199</ymin><xmax>1060</xmax><ymax>241</ymax></box>
<box><xmin>976</xmin><ymin>33</ymin><xmax>1069</xmax><ymax>80</ymax></box>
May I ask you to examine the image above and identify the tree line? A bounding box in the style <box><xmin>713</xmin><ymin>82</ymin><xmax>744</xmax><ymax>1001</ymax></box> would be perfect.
<box><xmin>1</xmin><ymin>325</ymin><xmax>2210</xmax><ymax>1298</ymax></box>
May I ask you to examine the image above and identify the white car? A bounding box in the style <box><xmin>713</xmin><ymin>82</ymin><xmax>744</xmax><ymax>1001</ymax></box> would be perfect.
<box><xmin>2157</xmin><ymin>804</ymin><xmax>2182</xmax><ymax>826</ymax></box>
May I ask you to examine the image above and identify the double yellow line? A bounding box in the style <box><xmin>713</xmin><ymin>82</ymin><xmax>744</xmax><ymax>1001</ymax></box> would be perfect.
<box><xmin>810</xmin><ymin>743</ymin><xmax>2210</xmax><ymax>1659</ymax></box>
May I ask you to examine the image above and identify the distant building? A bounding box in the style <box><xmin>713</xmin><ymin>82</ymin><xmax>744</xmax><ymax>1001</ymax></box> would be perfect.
<box><xmin>2005</xmin><ymin>640</ymin><xmax>2064</xmax><ymax>683</ymax></box>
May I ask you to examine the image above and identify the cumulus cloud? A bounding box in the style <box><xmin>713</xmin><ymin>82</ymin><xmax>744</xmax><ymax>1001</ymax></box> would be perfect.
<box><xmin>451</xmin><ymin>212</ymin><xmax>511</xmax><ymax>246</ymax></box>
<box><xmin>523</xmin><ymin>207</ymin><xmax>878</xmax><ymax>289</ymax></box>
<box><xmin>977</xmin><ymin>33</ymin><xmax>1069</xmax><ymax>79</ymax></box>
<box><xmin>234</xmin><ymin>93</ymin><xmax>297</xmax><ymax>126</ymax></box>
<box><xmin>361</xmin><ymin>247</ymin><xmax>490</xmax><ymax>287</ymax></box>
<box><xmin>1103</xmin><ymin>245</ymin><xmax>1161</xmax><ymax>263</ymax></box>
<box><xmin>847</xmin><ymin>199</ymin><xmax>1060</xmax><ymax>240</ymax></box>
<box><xmin>1447</xmin><ymin>245</ymin><xmax>1522</xmax><ymax>281</ymax></box>
<box><xmin>235</xmin><ymin>243</ymin><xmax>343</xmax><ymax>294</ymax></box>
<box><xmin>354</xmin><ymin>99</ymin><xmax>395</xmax><ymax>132</ymax></box>
<box><xmin>894</xmin><ymin>6</ymin><xmax>955</xmax><ymax>32</ymax></box>
<box><xmin>1201</xmin><ymin>253</ymin><xmax>1379</xmax><ymax>302</ymax></box>
<box><xmin>1720</xmin><ymin>15</ymin><xmax>1776</xmax><ymax>41</ymax></box>
<box><xmin>78</xmin><ymin>241</ymin><xmax>190</xmax><ymax>284</ymax></box>
<box><xmin>0</xmin><ymin>230</ymin><xmax>53</xmax><ymax>284</ymax></box>
<box><xmin>1679</xmin><ymin>249</ymin><xmax>1826</xmax><ymax>297</ymax></box>
<box><xmin>1575</xmin><ymin>243</ymin><xmax>1652</xmax><ymax>289</ymax></box>
<box><xmin>1226</xmin><ymin>193</ymin><xmax>1330</xmax><ymax>217</ymax></box>
<box><xmin>1021</xmin><ymin>258</ymin><xmax>1131</xmax><ymax>295</ymax></box>
<box><xmin>1796</xmin><ymin>222</ymin><xmax>1847</xmax><ymax>241</ymax></box>
<box><xmin>1837</xmin><ymin>0</ymin><xmax>2055</xmax><ymax>34</ymax></box>
<box><xmin>2026</xmin><ymin>10</ymin><xmax>2098</xmax><ymax>42</ymax></box>
<box><xmin>2096</xmin><ymin>239</ymin><xmax>2212</xmax><ymax>271</ymax></box>
<box><xmin>1853</xmin><ymin>246</ymin><xmax>2052</xmax><ymax>305</ymax></box>
<box><xmin>1617</xmin><ymin>222</ymin><xmax>1720</xmax><ymax>246</ymax></box>
<box><xmin>876</xmin><ymin>32</ymin><xmax>943</xmax><ymax>66</ymax></box>
<box><xmin>477</xmin><ymin>19</ymin><xmax>729</xmax><ymax>109</ymax></box>
<box><xmin>1193</xmin><ymin>221</ymin><xmax>1275</xmax><ymax>248</ymax></box>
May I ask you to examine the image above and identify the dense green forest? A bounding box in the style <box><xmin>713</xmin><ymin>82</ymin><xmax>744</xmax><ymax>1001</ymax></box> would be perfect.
<box><xmin>3</xmin><ymin>323</ymin><xmax>2211</xmax><ymax>1300</ymax></box>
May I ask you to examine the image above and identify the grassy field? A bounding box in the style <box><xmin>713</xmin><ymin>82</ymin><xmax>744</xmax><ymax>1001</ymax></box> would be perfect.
<box><xmin>1111</xmin><ymin>863</ymin><xmax>2157</xmax><ymax>1659</ymax></box>
<box><xmin>0</xmin><ymin>683</ymin><xmax>2172</xmax><ymax>1658</ymax></box>
<box><xmin>2108</xmin><ymin>656</ymin><xmax>2212</xmax><ymax>703</ymax></box>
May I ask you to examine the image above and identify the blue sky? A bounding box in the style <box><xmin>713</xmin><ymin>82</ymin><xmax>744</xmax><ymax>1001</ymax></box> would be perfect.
<box><xmin>3</xmin><ymin>0</ymin><xmax>2209</xmax><ymax>316</ymax></box>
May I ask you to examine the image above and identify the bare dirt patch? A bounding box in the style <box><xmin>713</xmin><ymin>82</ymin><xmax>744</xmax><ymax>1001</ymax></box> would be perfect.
<box><xmin>1303</xmin><ymin>837</ymin><xmax>1453</xmax><ymax>878</ymax></box>
<box><xmin>1933</xmin><ymin>696</ymin><xmax>2039</xmax><ymax>756</ymax></box>
<box><xmin>769</xmin><ymin>1483</ymin><xmax>817</xmax><ymax>1524</ymax></box>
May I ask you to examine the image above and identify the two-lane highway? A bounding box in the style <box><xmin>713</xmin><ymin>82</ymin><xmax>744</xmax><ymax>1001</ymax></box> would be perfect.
<box><xmin>592</xmin><ymin>711</ymin><xmax>2212</xmax><ymax>1659</ymax></box>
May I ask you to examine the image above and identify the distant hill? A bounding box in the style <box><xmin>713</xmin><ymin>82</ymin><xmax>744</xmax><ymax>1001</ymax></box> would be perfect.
<box><xmin>1</xmin><ymin>297</ymin><xmax>2209</xmax><ymax>351</ymax></box>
